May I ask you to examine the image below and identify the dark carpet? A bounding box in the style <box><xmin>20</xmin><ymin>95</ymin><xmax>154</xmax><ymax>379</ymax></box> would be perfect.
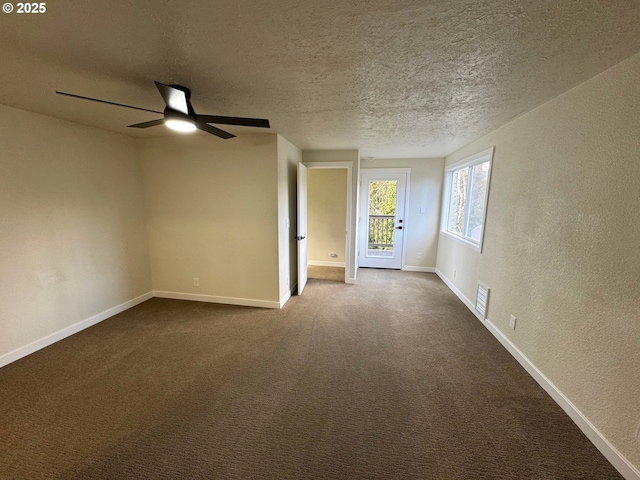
<box><xmin>0</xmin><ymin>269</ymin><xmax>623</xmax><ymax>479</ymax></box>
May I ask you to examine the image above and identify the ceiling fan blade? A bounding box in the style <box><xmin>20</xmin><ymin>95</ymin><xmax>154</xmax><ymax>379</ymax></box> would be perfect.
<box><xmin>55</xmin><ymin>91</ymin><xmax>162</xmax><ymax>114</ymax></box>
<box><xmin>154</xmin><ymin>81</ymin><xmax>190</xmax><ymax>115</ymax></box>
<box><xmin>196</xmin><ymin>115</ymin><xmax>270</xmax><ymax>128</ymax></box>
<box><xmin>196</xmin><ymin>121</ymin><xmax>236</xmax><ymax>139</ymax></box>
<box><xmin>128</xmin><ymin>119</ymin><xmax>165</xmax><ymax>128</ymax></box>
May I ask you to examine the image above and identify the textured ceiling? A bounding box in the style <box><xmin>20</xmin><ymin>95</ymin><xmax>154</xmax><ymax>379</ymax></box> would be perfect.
<box><xmin>1</xmin><ymin>0</ymin><xmax>640</xmax><ymax>158</ymax></box>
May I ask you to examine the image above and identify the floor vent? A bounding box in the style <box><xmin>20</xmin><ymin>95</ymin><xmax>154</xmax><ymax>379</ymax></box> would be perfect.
<box><xmin>476</xmin><ymin>283</ymin><xmax>489</xmax><ymax>320</ymax></box>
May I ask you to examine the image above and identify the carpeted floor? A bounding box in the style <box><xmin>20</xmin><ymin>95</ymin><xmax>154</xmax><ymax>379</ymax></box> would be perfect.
<box><xmin>307</xmin><ymin>265</ymin><xmax>345</xmax><ymax>282</ymax></box>
<box><xmin>0</xmin><ymin>270</ymin><xmax>623</xmax><ymax>479</ymax></box>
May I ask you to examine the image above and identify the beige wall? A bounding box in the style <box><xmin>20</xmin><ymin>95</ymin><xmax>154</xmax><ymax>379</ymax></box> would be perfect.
<box><xmin>302</xmin><ymin>150</ymin><xmax>360</xmax><ymax>282</ymax></box>
<box><xmin>436</xmin><ymin>52</ymin><xmax>640</xmax><ymax>470</ymax></box>
<box><xmin>277</xmin><ymin>135</ymin><xmax>301</xmax><ymax>301</ymax></box>
<box><xmin>139</xmin><ymin>134</ymin><xmax>281</xmax><ymax>305</ymax></box>
<box><xmin>363</xmin><ymin>158</ymin><xmax>444</xmax><ymax>270</ymax></box>
<box><xmin>0</xmin><ymin>105</ymin><xmax>152</xmax><ymax>362</ymax></box>
<box><xmin>307</xmin><ymin>169</ymin><xmax>347</xmax><ymax>265</ymax></box>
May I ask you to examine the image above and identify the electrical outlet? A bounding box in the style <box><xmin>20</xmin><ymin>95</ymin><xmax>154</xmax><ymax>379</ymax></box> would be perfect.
<box><xmin>329</xmin><ymin>252</ymin><xmax>338</xmax><ymax>258</ymax></box>
<box><xmin>453</xmin><ymin>269</ymin><xmax>457</xmax><ymax>278</ymax></box>
<box><xmin>193</xmin><ymin>277</ymin><xmax>200</xmax><ymax>287</ymax></box>
<box><xmin>509</xmin><ymin>315</ymin><xmax>517</xmax><ymax>330</ymax></box>
<box><xmin>417</xmin><ymin>252</ymin><xmax>422</xmax><ymax>260</ymax></box>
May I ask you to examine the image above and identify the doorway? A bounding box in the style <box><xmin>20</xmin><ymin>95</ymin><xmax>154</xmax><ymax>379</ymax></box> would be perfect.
<box><xmin>297</xmin><ymin>162</ymin><xmax>353</xmax><ymax>294</ymax></box>
<box><xmin>358</xmin><ymin>169</ymin><xmax>409</xmax><ymax>269</ymax></box>
<box><xmin>306</xmin><ymin>168</ymin><xmax>348</xmax><ymax>281</ymax></box>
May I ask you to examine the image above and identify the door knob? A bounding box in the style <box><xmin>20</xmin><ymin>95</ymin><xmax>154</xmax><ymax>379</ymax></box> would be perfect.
<box><xmin>395</xmin><ymin>226</ymin><xmax>403</xmax><ymax>230</ymax></box>
<box><xmin>295</xmin><ymin>236</ymin><xmax>306</xmax><ymax>240</ymax></box>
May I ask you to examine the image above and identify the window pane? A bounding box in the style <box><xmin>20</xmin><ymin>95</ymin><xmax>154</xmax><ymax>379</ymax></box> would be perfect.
<box><xmin>368</xmin><ymin>180</ymin><xmax>397</xmax><ymax>216</ymax></box>
<box><xmin>447</xmin><ymin>168</ymin><xmax>468</xmax><ymax>236</ymax></box>
<box><xmin>367</xmin><ymin>180</ymin><xmax>397</xmax><ymax>256</ymax></box>
<box><xmin>465</xmin><ymin>161</ymin><xmax>490</xmax><ymax>241</ymax></box>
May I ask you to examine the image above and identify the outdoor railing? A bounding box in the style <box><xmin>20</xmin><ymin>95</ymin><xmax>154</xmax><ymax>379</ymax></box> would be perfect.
<box><xmin>368</xmin><ymin>214</ymin><xmax>394</xmax><ymax>250</ymax></box>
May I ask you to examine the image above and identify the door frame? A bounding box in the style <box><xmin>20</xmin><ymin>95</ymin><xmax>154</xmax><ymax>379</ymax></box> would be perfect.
<box><xmin>297</xmin><ymin>163</ymin><xmax>308</xmax><ymax>295</ymax></box>
<box><xmin>359</xmin><ymin>168</ymin><xmax>411</xmax><ymax>270</ymax></box>
<box><xmin>303</xmin><ymin>162</ymin><xmax>353</xmax><ymax>284</ymax></box>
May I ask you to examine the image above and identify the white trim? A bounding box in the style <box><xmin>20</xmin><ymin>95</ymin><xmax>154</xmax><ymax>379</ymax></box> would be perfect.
<box><xmin>0</xmin><ymin>291</ymin><xmax>153</xmax><ymax>368</ymax></box>
<box><xmin>402</xmin><ymin>266</ymin><xmax>436</xmax><ymax>273</ymax></box>
<box><xmin>435</xmin><ymin>268</ymin><xmax>481</xmax><ymax>319</ymax></box>
<box><xmin>446</xmin><ymin>146</ymin><xmax>495</xmax><ymax>170</ymax></box>
<box><xmin>439</xmin><ymin>230</ymin><xmax>484</xmax><ymax>252</ymax></box>
<box><xmin>360</xmin><ymin>167</ymin><xmax>412</xmax><ymax>175</ymax></box>
<box><xmin>440</xmin><ymin>146</ymin><xmax>494</xmax><ymax>253</ymax></box>
<box><xmin>308</xmin><ymin>260</ymin><xmax>346</xmax><ymax>267</ymax></box>
<box><xmin>304</xmin><ymin>161</ymin><xmax>353</xmax><ymax>285</ymax></box>
<box><xmin>401</xmin><ymin>171</ymin><xmax>411</xmax><ymax>269</ymax></box>
<box><xmin>304</xmin><ymin>162</ymin><xmax>352</xmax><ymax>169</ymax></box>
<box><xmin>279</xmin><ymin>289</ymin><xmax>292</xmax><ymax>308</ymax></box>
<box><xmin>153</xmin><ymin>291</ymin><xmax>280</xmax><ymax>309</ymax></box>
<box><xmin>435</xmin><ymin>268</ymin><xmax>640</xmax><ymax>480</ymax></box>
<box><xmin>347</xmin><ymin>267</ymin><xmax>357</xmax><ymax>284</ymax></box>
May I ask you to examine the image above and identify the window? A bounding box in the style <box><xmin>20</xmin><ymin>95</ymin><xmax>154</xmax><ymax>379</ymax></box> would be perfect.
<box><xmin>441</xmin><ymin>147</ymin><xmax>494</xmax><ymax>252</ymax></box>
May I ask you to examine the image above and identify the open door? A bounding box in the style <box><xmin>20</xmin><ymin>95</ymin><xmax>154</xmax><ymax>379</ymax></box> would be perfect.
<box><xmin>297</xmin><ymin>163</ymin><xmax>308</xmax><ymax>294</ymax></box>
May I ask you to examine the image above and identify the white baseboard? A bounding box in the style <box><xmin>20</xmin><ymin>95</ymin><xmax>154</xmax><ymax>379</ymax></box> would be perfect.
<box><xmin>308</xmin><ymin>261</ymin><xmax>346</xmax><ymax>267</ymax></box>
<box><xmin>345</xmin><ymin>268</ymin><xmax>357</xmax><ymax>285</ymax></box>
<box><xmin>484</xmin><ymin>319</ymin><xmax>640</xmax><ymax>480</ymax></box>
<box><xmin>154</xmin><ymin>291</ymin><xmax>280</xmax><ymax>309</ymax></box>
<box><xmin>1</xmin><ymin>288</ymin><xmax>281</xmax><ymax>369</ymax></box>
<box><xmin>402</xmin><ymin>266</ymin><xmax>436</xmax><ymax>273</ymax></box>
<box><xmin>279</xmin><ymin>288</ymin><xmax>293</xmax><ymax>308</ymax></box>
<box><xmin>435</xmin><ymin>268</ymin><xmax>481</xmax><ymax>320</ymax></box>
<box><xmin>0</xmin><ymin>291</ymin><xmax>153</xmax><ymax>369</ymax></box>
<box><xmin>435</xmin><ymin>269</ymin><xmax>640</xmax><ymax>480</ymax></box>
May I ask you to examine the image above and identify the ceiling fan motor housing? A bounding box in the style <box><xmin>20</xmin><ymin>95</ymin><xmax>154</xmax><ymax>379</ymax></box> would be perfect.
<box><xmin>164</xmin><ymin>106</ymin><xmax>196</xmax><ymax>123</ymax></box>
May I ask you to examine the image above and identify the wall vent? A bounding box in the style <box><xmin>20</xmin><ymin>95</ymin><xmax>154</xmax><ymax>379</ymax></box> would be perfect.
<box><xmin>476</xmin><ymin>283</ymin><xmax>489</xmax><ymax>320</ymax></box>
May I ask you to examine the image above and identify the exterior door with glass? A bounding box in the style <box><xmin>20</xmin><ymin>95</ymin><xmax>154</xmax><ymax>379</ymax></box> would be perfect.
<box><xmin>358</xmin><ymin>171</ymin><xmax>408</xmax><ymax>269</ymax></box>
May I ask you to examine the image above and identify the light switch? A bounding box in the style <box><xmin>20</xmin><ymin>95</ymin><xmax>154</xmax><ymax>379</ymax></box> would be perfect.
<box><xmin>419</xmin><ymin>206</ymin><xmax>426</xmax><ymax>214</ymax></box>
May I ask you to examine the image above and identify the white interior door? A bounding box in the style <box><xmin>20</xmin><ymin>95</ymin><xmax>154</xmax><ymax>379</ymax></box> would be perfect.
<box><xmin>358</xmin><ymin>171</ymin><xmax>407</xmax><ymax>269</ymax></box>
<box><xmin>297</xmin><ymin>163</ymin><xmax>308</xmax><ymax>294</ymax></box>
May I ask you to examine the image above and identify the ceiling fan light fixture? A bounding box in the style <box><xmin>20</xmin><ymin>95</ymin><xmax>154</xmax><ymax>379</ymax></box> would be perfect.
<box><xmin>165</xmin><ymin>118</ymin><xmax>197</xmax><ymax>133</ymax></box>
<box><xmin>57</xmin><ymin>81</ymin><xmax>269</xmax><ymax>139</ymax></box>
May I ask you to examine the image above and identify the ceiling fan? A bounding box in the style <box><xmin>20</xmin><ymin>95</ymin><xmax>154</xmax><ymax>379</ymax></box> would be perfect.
<box><xmin>56</xmin><ymin>81</ymin><xmax>270</xmax><ymax>139</ymax></box>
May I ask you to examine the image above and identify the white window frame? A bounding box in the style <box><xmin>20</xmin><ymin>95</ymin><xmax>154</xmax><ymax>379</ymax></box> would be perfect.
<box><xmin>440</xmin><ymin>146</ymin><xmax>494</xmax><ymax>253</ymax></box>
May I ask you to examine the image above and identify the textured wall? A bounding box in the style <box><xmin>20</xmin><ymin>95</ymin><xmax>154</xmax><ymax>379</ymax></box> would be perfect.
<box><xmin>307</xmin><ymin>169</ymin><xmax>348</xmax><ymax>265</ymax></box>
<box><xmin>364</xmin><ymin>158</ymin><xmax>444</xmax><ymax>269</ymax></box>
<box><xmin>140</xmin><ymin>134</ymin><xmax>280</xmax><ymax>303</ymax></box>
<box><xmin>0</xmin><ymin>104</ymin><xmax>152</xmax><ymax>360</ymax></box>
<box><xmin>437</xmin><ymin>52</ymin><xmax>640</xmax><ymax>469</ymax></box>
